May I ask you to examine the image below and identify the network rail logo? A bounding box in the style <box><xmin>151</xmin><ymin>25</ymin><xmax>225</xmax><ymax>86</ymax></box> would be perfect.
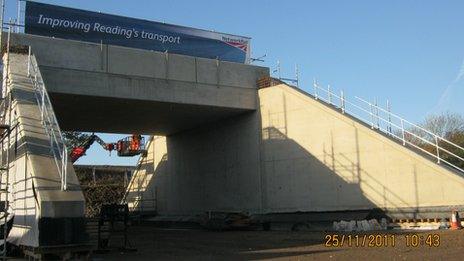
<box><xmin>222</xmin><ymin>36</ymin><xmax>249</xmax><ymax>52</ymax></box>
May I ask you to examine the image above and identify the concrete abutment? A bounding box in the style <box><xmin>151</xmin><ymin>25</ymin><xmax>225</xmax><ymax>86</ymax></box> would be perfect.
<box><xmin>126</xmin><ymin>84</ymin><xmax>464</xmax><ymax>221</ymax></box>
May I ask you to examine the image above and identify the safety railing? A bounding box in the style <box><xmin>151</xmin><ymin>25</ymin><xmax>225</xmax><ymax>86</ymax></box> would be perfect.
<box><xmin>312</xmin><ymin>80</ymin><xmax>464</xmax><ymax>174</ymax></box>
<box><xmin>27</xmin><ymin>47</ymin><xmax>69</xmax><ymax>190</ymax></box>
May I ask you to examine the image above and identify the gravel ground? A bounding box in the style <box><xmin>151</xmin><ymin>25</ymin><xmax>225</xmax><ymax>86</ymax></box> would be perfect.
<box><xmin>92</xmin><ymin>224</ymin><xmax>464</xmax><ymax>260</ymax></box>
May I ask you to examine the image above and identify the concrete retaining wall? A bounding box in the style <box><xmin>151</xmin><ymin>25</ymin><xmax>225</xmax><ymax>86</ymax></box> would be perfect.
<box><xmin>258</xmin><ymin>84</ymin><xmax>464</xmax><ymax>213</ymax></box>
<box><xmin>126</xmin><ymin>84</ymin><xmax>464</xmax><ymax>218</ymax></box>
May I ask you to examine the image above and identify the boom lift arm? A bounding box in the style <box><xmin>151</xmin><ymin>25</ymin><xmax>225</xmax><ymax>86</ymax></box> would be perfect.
<box><xmin>70</xmin><ymin>134</ymin><xmax>146</xmax><ymax>163</ymax></box>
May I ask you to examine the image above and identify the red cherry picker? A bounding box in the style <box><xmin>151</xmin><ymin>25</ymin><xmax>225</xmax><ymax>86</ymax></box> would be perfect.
<box><xmin>70</xmin><ymin>134</ymin><xmax>147</xmax><ymax>163</ymax></box>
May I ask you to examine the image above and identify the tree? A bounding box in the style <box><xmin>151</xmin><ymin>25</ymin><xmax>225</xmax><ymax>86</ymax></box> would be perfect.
<box><xmin>409</xmin><ymin>112</ymin><xmax>464</xmax><ymax>169</ymax></box>
<box><xmin>420</xmin><ymin>112</ymin><xmax>464</xmax><ymax>138</ymax></box>
<box><xmin>62</xmin><ymin>131</ymin><xmax>91</xmax><ymax>150</ymax></box>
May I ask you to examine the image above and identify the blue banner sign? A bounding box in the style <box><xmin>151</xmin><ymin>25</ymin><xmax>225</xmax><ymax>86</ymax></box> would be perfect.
<box><xmin>24</xmin><ymin>1</ymin><xmax>251</xmax><ymax>63</ymax></box>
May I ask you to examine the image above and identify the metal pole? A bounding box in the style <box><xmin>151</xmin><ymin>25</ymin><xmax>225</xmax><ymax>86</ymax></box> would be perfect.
<box><xmin>17</xmin><ymin>0</ymin><xmax>21</xmax><ymax>33</ymax></box>
<box><xmin>63</xmin><ymin>143</ymin><xmax>68</xmax><ymax>185</ymax></box>
<box><xmin>340</xmin><ymin>90</ymin><xmax>345</xmax><ymax>113</ymax></box>
<box><xmin>327</xmin><ymin>84</ymin><xmax>331</xmax><ymax>104</ymax></box>
<box><xmin>387</xmin><ymin>99</ymin><xmax>392</xmax><ymax>134</ymax></box>
<box><xmin>277</xmin><ymin>60</ymin><xmax>281</xmax><ymax>79</ymax></box>
<box><xmin>401</xmin><ymin>119</ymin><xmax>406</xmax><ymax>145</ymax></box>
<box><xmin>61</xmin><ymin>160</ymin><xmax>65</xmax><ymax>190</ymax></box>
<box><xmin>63</xmin><ymin>150</ymin><xmax>67</xmax><ymax>190</ymax></box>
<box><xmin>6</xmin><ymin>24</ymin><xmax>10</xmax><ymax>75</ymax></box>
<box><xmin>295</xmin><ymin>64</ymin><xmax>299</xmax><ymax>87</ymax></box>
<box><xmin>370</xmin><ymin>102</ymin><xmax>374</xmax><ymax>129</ymax></box>
<box><xmin>2</xmin><ymin>81</ymin><xmax>9</xmax><ymax>259</ymax></box>
<box><xmin>313</xmin><ymin>78</ymin><xmax>318</xmax><ymax>100</ymax></box>
<box><xmin>41</xmin><ymin>82</ymin><xmax>45</xmax><ymax>120</ymax></box>
<box><xmin>435</xmin><ymin>135</ymin><xmax>440</xmax><ymax>164</ymax></box>
<box><xmin>27</xmin><ymin>46</ymin><xmax>31</xmax><ymax>77</ymax></box>
<box><xmin>374</xmin><ymin>98</ymin><xmax>379</xmax><ymax>129</ymax></box>
<box><xmin>0</xmin><ymin>0</ymin><xmax>5</xmax><ymax>56</ymax></box>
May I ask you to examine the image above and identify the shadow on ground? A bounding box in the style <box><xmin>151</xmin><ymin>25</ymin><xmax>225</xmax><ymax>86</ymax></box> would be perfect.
<box><xmin>93</xmin><ymin>225</ymin><xmax>340</xmax><ymax>260</ymax></box>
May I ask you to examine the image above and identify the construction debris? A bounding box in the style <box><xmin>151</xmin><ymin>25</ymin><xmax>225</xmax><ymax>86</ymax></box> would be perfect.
<box><xmin>199</xmin><ymin>212</ymin><xmax>257</xmax><ymax>231</ymax></box>
<box><xmin>333</xmin><ymin>219</ymin><xmax>387</xmax><ymax>232</ymax></box>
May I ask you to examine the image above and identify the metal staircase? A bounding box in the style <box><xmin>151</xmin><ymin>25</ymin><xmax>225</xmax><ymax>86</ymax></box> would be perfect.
<box><xmin>311</xmin><ymin>80</ymin><xmax>464</xmax><ymax>174</ymax></box>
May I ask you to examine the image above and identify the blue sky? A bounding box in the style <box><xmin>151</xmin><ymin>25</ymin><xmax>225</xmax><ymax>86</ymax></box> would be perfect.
<box><xmin>5</xmin><ymin>0</ymin><xmax>463</xmax><ymax>165</ymax></box>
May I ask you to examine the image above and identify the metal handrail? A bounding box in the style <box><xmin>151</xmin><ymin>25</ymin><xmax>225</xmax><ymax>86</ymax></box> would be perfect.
<box><xmin>354</xmin><ymin>96</ymin><xmax>464</xmax><ymax>152</ymax></box>
<box><xmin>26</xmin><ymin>48</ymin><xmax>69</xmax><ymax>190</ymax></box>
<box><xmin>312</xmin><ymin>80</ymin><xmax>464</xmax><ymax>173</ymax></box>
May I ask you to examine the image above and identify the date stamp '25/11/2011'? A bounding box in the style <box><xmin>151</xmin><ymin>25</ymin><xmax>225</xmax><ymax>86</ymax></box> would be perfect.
<box><xmin>325</xmin><ymin>234</ymin><xmax>440</xmax><ymax>248</ymax></box>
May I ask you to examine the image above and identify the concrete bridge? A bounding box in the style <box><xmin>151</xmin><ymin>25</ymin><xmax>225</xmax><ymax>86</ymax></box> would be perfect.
<box><xmin>11</xmin><ymin>33</ymin><xmax>268</xmax><ymax>134</ymax></box>
<box><xmin>3</xmin><ymin>33</ymin><xmax>464</xmax><ymax>251</ymax></box>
